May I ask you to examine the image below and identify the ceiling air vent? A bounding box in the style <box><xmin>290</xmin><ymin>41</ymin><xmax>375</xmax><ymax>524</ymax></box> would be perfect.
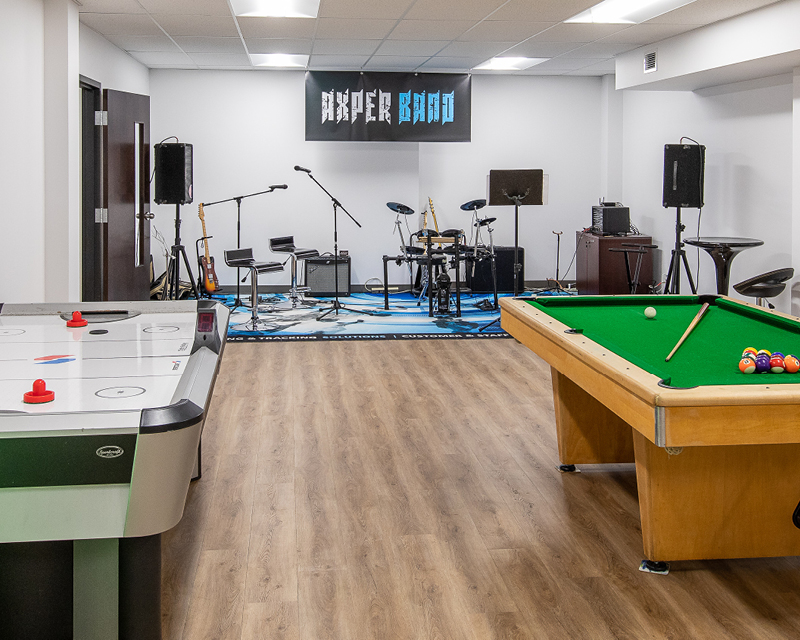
<box><xmin>644</xmin><ymin>50</ymin><xmax>657</xmax><ymax>73</ymax></box>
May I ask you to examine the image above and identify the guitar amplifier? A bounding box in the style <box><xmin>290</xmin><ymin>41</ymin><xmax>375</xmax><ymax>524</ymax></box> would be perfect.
<box><xmin>304</xmin><ymin>256</ymin><xmax>351</xmax><ymax>296</ymax></box>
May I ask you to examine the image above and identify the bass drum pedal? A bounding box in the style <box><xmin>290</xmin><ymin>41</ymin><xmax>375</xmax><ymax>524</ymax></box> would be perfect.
<box><xmin>434</xmin><ymin>272</ymin><xmax>451</xmax><ymax>315</ymax></box>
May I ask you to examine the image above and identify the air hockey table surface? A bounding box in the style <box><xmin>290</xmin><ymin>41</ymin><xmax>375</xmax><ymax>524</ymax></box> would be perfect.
<box><xmin>0</xmin><ymin>299</ymin><xmax>229</xmax><ymax>640</ymax></box>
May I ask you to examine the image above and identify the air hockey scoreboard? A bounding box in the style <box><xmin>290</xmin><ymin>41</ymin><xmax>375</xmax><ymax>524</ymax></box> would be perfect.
<box><xmin>0</xmin><ymin>299</ymin><xmax>229</xmax><ymax>640</ymax></box>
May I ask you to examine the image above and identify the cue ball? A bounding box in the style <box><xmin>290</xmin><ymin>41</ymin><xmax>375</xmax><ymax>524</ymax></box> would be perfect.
<box><xmin>644</xmin><ymin>307</ymin><xmax>657</xmax><ymax>319</ymax></box>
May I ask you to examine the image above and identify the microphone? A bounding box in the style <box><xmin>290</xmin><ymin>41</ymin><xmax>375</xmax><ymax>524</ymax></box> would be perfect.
<box><xmin>294</xmin><ymin>165</ymin><xmax>311</xmax><ymax>173</ymax></box>
<box><xmin>270</xmin><ymin>184</ymin><xmax>288</xmax><ymax>190</ymax></box>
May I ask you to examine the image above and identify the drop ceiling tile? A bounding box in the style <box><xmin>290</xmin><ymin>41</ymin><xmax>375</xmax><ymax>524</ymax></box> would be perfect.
<box><xmin>151</xmin><ymin>14</ymin><xmax>239</xmax><ymax>37</ymax></box>
<box><xmin>486</xmin><ymin>0</ymin><xmax>596</xmax><ymax>22</ymax></box>
<box><xmin>245</xmin><ymin>38</ymin><xmax>314</xmax><ymax>54</ymax></box>
<box><xmin>561</xmin><ymin>41</ymin><xmax>639</xmax><ymax>58</ymax></box>
<box><xmin>363</xmin><ymin>56</ymin><xmax>430</xmax><ymax>70</ymax></box>
<box><xmin>599</xmin><ymin>23</ymin><xmax>701</xmax><ymax>44</ymax></box>
<box><xmin>238</xmin><ymin>17</ymin><xmax>317</xmax><ymax>39</ymax></box>
<box><xmin>173</xmin><ymin>37</ymin><xmax>246</xmax><ymax>53</ymax></box>
<box><xmin>526</xmin><ymin>23</ymin><xmax>629</xmax><ymax>42</ymax></box>
<box><xmin>646</xmin><ymin>0</ymin><xmax>779</xmax><ymax>24</ymax></box>
<box><xmin>388</xmin><ymin>20</ymin><xmax>475</xmax><ymax>41</ymax></box>
<box><xmin>504</xmin><ymin>40</ymin><xmax>587</xmax><ymax>57</ymax></box>
<box><xmin>457</xmin><ymin>20</ymin><xmax>553</xmax><ymax>41</ymax></box>
<box><xmin>308</xmin><ymin>54</ymin><xmax>371</xmax><ymax>69</ymax></box>
<box><xmin>318</xmin><ymin>0</ymin><xmax>416</xmax><ymax>20</ymax></box>
<box><xmin>76</xmin><ymin>0</ymin><xmax>146</xmax><ymax>13</ymax></box>
<box><xmin>405</xmin><ymin>0</ymin><xmax>507</xmax><ymax>21</ymax></box>
<box><xmin>534</xmin><ymin>56</ymin><xmax>606</xmax><ymax>70</ymax></box>
<box><xmin>188</xmin><ymin>52</ymin><xmax>252</xmax><ymax>66</ymax></box>
<box><xmin>129</xmin><ymin>50</ymin><xmax>196</xmax><ymax>66</ymax></box>
<box><xmin>440</xmin><ymin>41</ymin><xmax>516</xmax><ymax>57</ymax></box>
<box><xmin>375</xmin><ymin>40</ymin><xmax>450</xmax><ymax>56</ymax></box>
<box><xmin>312</xmin><ymin>39</ymin><xmax>382</xmax><ymax>55</ymax></box>
<box><xmin>103</xmin><ymin>34</ymin><xmax>179</xmax><ymax>52</ymax></box>
<box><xmin>315</xmin><ymin>18</ymin><xmax>397</xmax><ymax>39</ymax></box>
<box><xmin>421</xmin><ymin>55</ymin><xmax>488</xmax><ymax>69</ymax></box>
<box><xmin>137</xmin><ymin>0</ymin><xmax>232</xmax><ymax>16</ymax></box>
<box><xmin>515</xmin><ymin>67</ymin><xmax>568</xmax><ymax>75</ymax></box>
<box><xmin>79</xmin><ymin>13</ymin><xmax>163</xmax><ymax>36</ymax></box>
<box><xmin>565</xmin><ymin>58</ymin><xmax>616</xmax><ymax>74</ymax></box>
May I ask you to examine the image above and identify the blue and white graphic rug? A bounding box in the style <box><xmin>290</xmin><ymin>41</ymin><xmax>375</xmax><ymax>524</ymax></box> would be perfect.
<box><xmin>224</xmin><ymin>292</ymin><xmax>511</xmax><ymax>341</ymax></box>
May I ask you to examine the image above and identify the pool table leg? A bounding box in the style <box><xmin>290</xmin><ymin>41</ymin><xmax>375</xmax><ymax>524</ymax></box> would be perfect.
<box><xmin>633</xmin><ymin>430</ymin><xmax>800</xmax><ymax>562</ymax></box>
<box><xmin>551</xmin><ymin>368</ymin><xmax>635</xmax><ymax>466</ymax></box>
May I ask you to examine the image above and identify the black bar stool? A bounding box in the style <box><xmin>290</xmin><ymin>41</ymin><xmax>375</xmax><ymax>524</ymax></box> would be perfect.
<box><xmin>733</xmin><ymin>267</ymin><xmax>793</xmax><ymax>309</ymax></box>
<box><xmin>224</xmin><ymin>248</ymin><xmax>283</xmax><ymax>330</ymax></box>
<box><xmin>269</xmin><ymin>236</ymin><xmax>320</xmax><ymax>308</ymax></box>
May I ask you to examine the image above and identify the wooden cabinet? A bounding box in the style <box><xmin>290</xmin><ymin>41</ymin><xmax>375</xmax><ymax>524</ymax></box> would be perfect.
<box><xmin>576</xmin><ymin>232</ymin><xmax>654</xmax><ymax>295</ymax></box>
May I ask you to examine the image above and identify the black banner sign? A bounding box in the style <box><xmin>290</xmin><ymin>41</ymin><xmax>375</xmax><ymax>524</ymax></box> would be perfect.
<box><xmin>305</xmin><ymin>71</ymin><xmax>471</xmax><ymax>142</ymax></box>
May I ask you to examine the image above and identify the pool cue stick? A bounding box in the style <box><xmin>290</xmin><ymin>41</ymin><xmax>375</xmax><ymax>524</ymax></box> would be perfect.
<box><xmin>665</xmin><ymin>302</ymin><xmax>710</xmax><ymax>362</ymax></box>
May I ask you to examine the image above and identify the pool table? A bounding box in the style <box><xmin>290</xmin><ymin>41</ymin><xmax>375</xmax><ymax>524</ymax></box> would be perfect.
<box><xmin>500</xmin><ymin>294</ymin><xmax>800</xmax><ymax>563</ymax></box>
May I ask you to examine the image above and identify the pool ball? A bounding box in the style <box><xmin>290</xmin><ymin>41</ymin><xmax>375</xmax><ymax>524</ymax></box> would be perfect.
<box><xmin>739</xmin><ymin>358</ymin><xmax>756</xmax><ymax>374</ymax></box>
<box><xmin>785</xmin><ymin>355</ymin><xmax>800</xmax><ymax>373</ymax></box>
<box><xmin>773</xmin><ymin>351</ymin><xmax>785</xmax><ymax>359</ymax></box>
<box><xmin>757</xmin><ymin>349</ymin><xmax>772</xmax><ymax>357</ymax></box>
<box><xmin>755</xmin><ymin>354</ymin><xmax>771</xmax><ymax>373</ymax></box>
<box><xmin>743</xmin><ymin>347</ymin><xmax>758</xmax><ymax>356</ymax></box>
<box><xmin>644</xmin><ymin>307</ymin><xmax>656</xmax><ymax>319</ymax></box>
<box><xmin>770</xmin><ymin>355</ymin><xmax>785</xmax><ymax>373</ymax></box>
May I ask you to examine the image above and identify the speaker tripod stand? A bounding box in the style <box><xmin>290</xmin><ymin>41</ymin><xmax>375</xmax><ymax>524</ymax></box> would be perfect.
<box><xmin>663</xmin><ymin>206</ymin><xmax>696</xmax><ymax>294</ymax></box>
<box><xmin>162</xmin><ymin>204</ymin><xmax>199</xmax><ymax>300</ymax></box>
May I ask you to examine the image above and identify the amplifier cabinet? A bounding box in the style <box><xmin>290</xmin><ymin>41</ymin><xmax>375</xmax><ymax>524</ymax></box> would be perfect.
<box><xmin>304</xmin><ymin>256</ymin><xmax>351</xmax><ymax>296</ymax></box>
<box><xmin>465</xmin><ymin>246</ymin><xmax>524</xmax><ymax>293</ymax></box>
<box><xmin>575</xmin><ymin>232</ymin><xmax>653</xmax><ymax>295</ymax></box>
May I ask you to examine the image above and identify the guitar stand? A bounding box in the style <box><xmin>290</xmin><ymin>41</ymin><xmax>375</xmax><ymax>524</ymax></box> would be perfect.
<box><xmin>162</xmin><ymin>204</ymin><xmax>199</xmax><ymax>301</ymax></box>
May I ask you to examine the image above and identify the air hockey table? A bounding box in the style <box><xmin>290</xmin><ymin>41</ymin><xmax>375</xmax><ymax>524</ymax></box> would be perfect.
<box><xmin>0</xmin><ymin>299</ymin><xmax>229</xmax><ymax>640</ymax></box>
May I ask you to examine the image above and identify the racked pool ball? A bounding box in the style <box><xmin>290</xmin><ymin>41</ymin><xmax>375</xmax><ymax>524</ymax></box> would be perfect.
<box><xmin>785</xmin><ymin>354</ymin><xmax>800</xmax><ymax>373</ymax></box>
<box><xmin>770</xmin><ymin>355</ymin><xmax>786</xmax><ymax>373</ymax></box>
<box><xmin>644</xmin><ymin>307</ymin><xmax>656</xmax><ymax>319</ymax></box>
<box><xmin>739</xmin><ymin>357</ymin><xmax>756</xmax><ymax>374</ymax></box>
<box><xmin>755</xmin><ymin>354</ymin><xmax>771</xmax><ymax>373</ymax></box>
<box><xmin>742</xmin><ymin>347</ymin><xmax>758</xmax><ymax>358</ymax></box>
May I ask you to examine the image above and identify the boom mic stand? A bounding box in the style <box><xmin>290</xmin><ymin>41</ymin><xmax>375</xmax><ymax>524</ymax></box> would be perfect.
<box><xmin>294</xmin><ymin>166</ymin><xmax>373</xmax><ymax>320</ymax></box>
<box><xmin>163</xmin><ymin>203</ymin><xmax>199</xmax><ymax>301</ymax></box>
<box><xmin>201</xmin><ymin>185</ymin><xmax>288</xmax><ymax>308</ymax></box>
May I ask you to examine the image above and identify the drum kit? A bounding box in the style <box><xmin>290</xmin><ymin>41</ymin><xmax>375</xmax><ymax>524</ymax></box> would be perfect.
<box><xmin>384</xmin><ymin>197</ymin><xmax>499</xmax><ymax>313</ymax></box>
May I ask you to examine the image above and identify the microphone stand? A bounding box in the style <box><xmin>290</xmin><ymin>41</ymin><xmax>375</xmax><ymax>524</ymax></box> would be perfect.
<box><xmin>296</xmin><ymin>169</ymin><xmax>372</xmax><ymax>320</ymax></box>
<box><xmin>201</xmin><ymin>185</ymin><xmax>287</xmax><ymax>308</ymax></box>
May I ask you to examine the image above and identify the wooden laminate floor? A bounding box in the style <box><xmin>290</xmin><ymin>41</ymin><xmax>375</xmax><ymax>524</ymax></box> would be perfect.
<box><xmin>162</xmin><ymin>340</ymin><xmax>800</xmax><ymax>640</ymax></box>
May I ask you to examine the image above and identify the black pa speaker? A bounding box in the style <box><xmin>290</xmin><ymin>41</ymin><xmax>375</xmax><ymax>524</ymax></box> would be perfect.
<box><xmin>305</xmin><ymin>256</ymin><xmax>351</xmax><ymax>296</ymax></box>
<box><xmin>466</xmin><ymin>246</ymin><xmax>524</xmax><ymax>293</ymax></box>
<box><xmin>663</xmin><ymin>144</ymin><xmax>705</xmax><ymax>209</ymax></box>
<box><xmin>154</xmin><ymin>143</ymin><xmax>193</xmax><ymax>205</ymax></box>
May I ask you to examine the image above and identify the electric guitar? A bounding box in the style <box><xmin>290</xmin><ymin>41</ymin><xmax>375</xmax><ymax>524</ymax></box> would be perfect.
<box><xmin>198</xmin><ymin>204</ymin><xmax>220</xmax><ymax>293</ymax></box>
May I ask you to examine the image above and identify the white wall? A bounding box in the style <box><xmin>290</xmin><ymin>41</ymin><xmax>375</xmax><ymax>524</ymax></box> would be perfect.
<box><xmin>149</xmin><ymin>70</ymin><xmax>602</xmax><ymax>288</ymax></box>
<box><xmin>0</xmin><ymin>0</ymin><xmax>45</xmax><ymax>302</ymax></box>
<box><xmin>79</xmin><ymin>24</ymin><xmax>149</xmax><ymax>96</ymax></box>
<box><xmin>621</xmin><ymin>75</ymin><xmax>794</xmax><ymax>310</ymax></box>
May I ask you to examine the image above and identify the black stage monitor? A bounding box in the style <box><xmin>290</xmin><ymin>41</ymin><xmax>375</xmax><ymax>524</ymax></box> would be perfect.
<box><xmin>663</xmin><ymin>144</ymin><xmax>705</xmax><ymax>209</ymax></box>
<box><xmin>488</xmin><ymin>169</ymin><xmax>544</xmax><ymax>206</ymax></box>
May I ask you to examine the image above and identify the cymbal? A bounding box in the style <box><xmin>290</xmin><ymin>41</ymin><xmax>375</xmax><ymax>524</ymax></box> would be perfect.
<box><xmin>460</xmin><ymin>199</ymin><xmax>486</xmax><ymax>211</ymax></box>
<box><xmin>475</xmin><ymin>217</ymin><xmax>496</xmax><ymax>227</ymax></box>
<box><xmin>387</xmin><ymin>202</ymin><xmax>414</xmax><ymax>215</ymax></box>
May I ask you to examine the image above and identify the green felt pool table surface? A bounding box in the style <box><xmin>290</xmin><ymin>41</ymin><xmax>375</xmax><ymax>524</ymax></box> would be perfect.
<box><xmin>524</xmin><ymin>295</ymin><xmax>800</xmax><ymax>389</ymax></box>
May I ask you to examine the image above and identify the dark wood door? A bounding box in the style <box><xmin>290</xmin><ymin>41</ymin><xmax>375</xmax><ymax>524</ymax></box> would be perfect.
<box><xmin>103</xmin><ymin>89</ymin><xmax>151</xmax><ymax>301</ymax></box>
<box><xmin>80</xmin><ymin>79</ymin><xmax>102</xmax><ymax>301</ymax></box>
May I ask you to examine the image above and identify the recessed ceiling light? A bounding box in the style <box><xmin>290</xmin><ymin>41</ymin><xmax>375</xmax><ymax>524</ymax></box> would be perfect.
<box><xmin>231</xmin><ymin>0</ymin><xmax>319</xmax><ymax>18</ymax></box>
<box><xmin>566</xmin><ymin>0</ymin><xmax>697</xmax><ymax>24</ymax></box>
<box><xmin>250</xmin><ymin>53</ymin><xmax>309</xmax><ymax>68</ymax></box>
<box><xmin>473</xmin><ymin>57</ymin><xmax>549</xmax><ymax>71</ymax></box>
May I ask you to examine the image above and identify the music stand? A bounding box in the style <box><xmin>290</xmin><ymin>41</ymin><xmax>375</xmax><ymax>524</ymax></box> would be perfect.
<box><xmin>201</xmin><ymin>185</ymin><xmax>288</xmax><ymax>308</ymax></box>
<box><xmin>488</xmin><ymin>169</ymin><xmax>544</xmax><ymax>297</ymax></box>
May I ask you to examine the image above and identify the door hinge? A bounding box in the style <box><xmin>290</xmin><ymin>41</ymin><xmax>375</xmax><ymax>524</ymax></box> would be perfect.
<box><xmin>95</xmin><ymin>208</ymin><xmax>108</xmax><ymax>223</ymax></box>
<box><xmin>95</xmin><ymin>111</ymin><xmax>108</xmax><ymax>126</ymax></box>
